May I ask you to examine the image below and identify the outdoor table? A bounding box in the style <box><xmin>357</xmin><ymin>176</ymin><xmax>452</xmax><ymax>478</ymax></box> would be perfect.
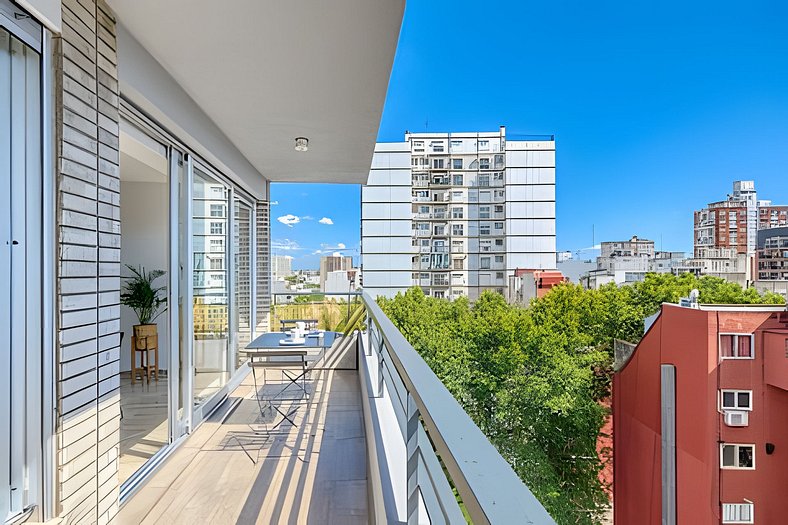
<box><xmin>242</xmin><ymin>331</ymin><xmax>339</xmax><ymax>429</ymax></box>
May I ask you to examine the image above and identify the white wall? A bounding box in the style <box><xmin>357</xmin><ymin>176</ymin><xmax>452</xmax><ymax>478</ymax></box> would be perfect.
<box><xmin>119</xmin><ymin>181</ymin><xmax>170</xmax><ymax>372</ymax></box>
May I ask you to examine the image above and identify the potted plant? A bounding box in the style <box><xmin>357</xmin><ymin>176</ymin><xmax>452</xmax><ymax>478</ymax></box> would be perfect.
<box><xmin>121</xmin><ymin>265</ymin><xmax>167</xmax><ymax>351</ymax></box>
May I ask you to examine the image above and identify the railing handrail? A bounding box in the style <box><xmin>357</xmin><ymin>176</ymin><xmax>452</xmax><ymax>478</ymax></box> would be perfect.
<box><xmin>361</xmin><ymin>291</ymin><xmax>555</xmax><ymax>524</ymax></box>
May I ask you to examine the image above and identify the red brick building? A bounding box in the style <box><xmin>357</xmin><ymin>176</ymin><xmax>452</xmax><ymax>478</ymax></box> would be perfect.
<box><xmin>694</xmin><ymin>202</ymin><xmax>750</xmax><ymax>255</ymax></box>
<box><xmin>614</xmin><ymin>303</ymin><xmax>788</xmax><ymax>524</ymax></box>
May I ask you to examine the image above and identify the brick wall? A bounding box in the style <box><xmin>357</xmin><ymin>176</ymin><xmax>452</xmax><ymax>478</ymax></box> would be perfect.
<box><xmin>54</xmin><ymin>0</ymin><xmax>120</xmax><ymax>523</ymax></box>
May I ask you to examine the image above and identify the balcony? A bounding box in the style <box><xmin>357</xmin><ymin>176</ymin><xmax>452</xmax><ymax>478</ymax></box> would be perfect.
<box><xmin>119</xmin><ymin>293</ymin><xmax>553</xmax><ymax>524</ymax></box>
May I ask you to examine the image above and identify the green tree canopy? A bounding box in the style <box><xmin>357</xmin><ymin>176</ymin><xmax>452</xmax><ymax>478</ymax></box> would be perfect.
<box><xmin>378</xmin><ymin>275</ymin><xmax>783</xmax><ymax>524</ymax></box>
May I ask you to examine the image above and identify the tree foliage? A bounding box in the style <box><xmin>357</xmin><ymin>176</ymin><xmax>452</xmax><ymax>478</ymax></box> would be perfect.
<box><xmin>377</xmin><ymin>274</ymin><xmax>782</xmax><ymax>524</ymax></box>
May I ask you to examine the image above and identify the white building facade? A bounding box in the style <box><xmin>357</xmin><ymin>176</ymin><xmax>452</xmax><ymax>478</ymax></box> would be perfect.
<box><xmin>362</xmin><ymin>128</ymin><xmax>556</xmax><ymax>299</ymax></box>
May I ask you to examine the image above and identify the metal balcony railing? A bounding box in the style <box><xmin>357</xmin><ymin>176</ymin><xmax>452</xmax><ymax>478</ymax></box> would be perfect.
<box><xmin>359</xmin><ymin>292</ymin><xmax>555</xmax><ymax>524</ymax></box>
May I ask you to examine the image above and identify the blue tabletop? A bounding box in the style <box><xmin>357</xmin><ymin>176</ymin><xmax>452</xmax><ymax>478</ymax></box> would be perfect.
<box><xmin>245</xmin><ymin>331</ymin><xmax>338</xmax><ymax>350</ymax></box>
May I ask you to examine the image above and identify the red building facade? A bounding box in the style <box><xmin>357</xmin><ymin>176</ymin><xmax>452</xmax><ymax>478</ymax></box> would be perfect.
<box><xmin>614</xmin><ymin>304</ymin><xmax>788</xmax><ymax>524</ymax></box>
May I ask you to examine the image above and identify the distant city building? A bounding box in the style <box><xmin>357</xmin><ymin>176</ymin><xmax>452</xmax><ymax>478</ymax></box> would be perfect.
<box><xmin>324</xmin><ymin>269</ymin><xmax>359</xmax><ymax>294</ymax></box>
<box><xmin>690</xmin><ymin>181</ymin><xmax>788</xmax><ymax>287</ymax></box>
<box><xmin>507</xmin><ymin>269</ymin><xmax>567</xmax><ymax>304</ymax></box>
<box><xmin>694</xmin><ymin>180</ymin><xmax>759</xmax><ymax>256</ymax></box>
<box><xmin>319</xmin><ymin>254</ymin><xmax>353</xmax><ymax>291</ymax></box>
<box><xmin>556</xmin><ymin>253</ymin><xmax>596</xmax><ymax>283</ymax></box>
<box><xmin>583</xmin><ymin>236</ymin><xmax>654</xmax><ymax>288</ymax></box>
<box><xmin>693</xmin><ymin>180</ymin><xmax>788</xmax><ymax>256</ymax></box>
<box><xmin>653</xmin><ymin>251</ymin><xmax>689</xmax><ymax>273</ymax></box>
<box><xmin>361</xmin><ymin>126</ymin><xmax>557</xmax><ymax>300</ymax></box>
<box><xmin>296</xmin><ymin>269</ymin><xmax>320</xmax><ymax>288</ymax></box>
<box><xmin>556</xmin><ymin>250</ymin><xmax>573</xmax><ymax>263</ymax></box>
<box><xmin>614</xmin><ymin>301</ymin><xmax>788</xmax><ymax>525</ymax></box>
<box><xmin>271</xmin><ymin>255</ymin><xmax>293</xmax><ymax>281</ymax></box>
<box><xmin>756</xmin><ymin>226</ymin><xmax>788</xmax><ymax>281</ymax></box>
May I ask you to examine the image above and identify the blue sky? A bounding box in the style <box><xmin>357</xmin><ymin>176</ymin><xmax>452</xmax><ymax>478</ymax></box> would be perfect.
<box><xmin>273</xmin><ymin>0</ymin><xmax>788</xmax><ymax>269</ymax></box>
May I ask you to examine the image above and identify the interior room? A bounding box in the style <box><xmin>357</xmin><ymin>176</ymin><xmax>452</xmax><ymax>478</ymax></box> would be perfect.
<box><xmin>118</xmin><ymin>122</ymin><xmax>171</xmax><ymax>485</ymax></box>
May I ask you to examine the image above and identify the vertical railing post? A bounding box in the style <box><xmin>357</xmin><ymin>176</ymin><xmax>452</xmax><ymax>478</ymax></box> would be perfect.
<box><xmin>376</xmin><ymin>329</ymin><xmax>385</xmax><ymax>397</ymax></box>
<box><xmin>365</xmin><ymin>313</ymin><xmax>372</xmax><ymax>356</ymax></box>
<box><xmin>406</xmin><ymin>393</ymin><xmax>421</xmax><ymax>525</ymax></box>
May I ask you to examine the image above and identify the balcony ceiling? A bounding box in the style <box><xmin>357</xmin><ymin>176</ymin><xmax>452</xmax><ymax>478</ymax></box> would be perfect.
<box><xmin>107</xmin><ymin>0</ymin><xmax>404</xmax><ymax>184</ymax></box>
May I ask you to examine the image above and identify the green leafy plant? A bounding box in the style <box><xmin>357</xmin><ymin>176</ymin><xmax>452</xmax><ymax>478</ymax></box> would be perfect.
<box><xmin>120</xmin><ymin>265</ymin><xmax>167</xmax><ymax>325</ymax></box>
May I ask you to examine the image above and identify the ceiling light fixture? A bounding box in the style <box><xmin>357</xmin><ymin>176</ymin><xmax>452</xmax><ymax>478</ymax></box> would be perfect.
<box><xmin>294</xmin><ymin>137</ymin><xmax>309</xmax><ymax>152</ymax></box>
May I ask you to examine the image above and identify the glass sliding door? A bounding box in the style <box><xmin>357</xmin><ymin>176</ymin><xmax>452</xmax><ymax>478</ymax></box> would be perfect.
<box><xmin>117</xmin><ymin>117</ymin><xmax>177</xmax><ymax>489</ymax></box>
<box><xmin>0</xmin><ymin>18</ymin><xmax>41</xmax><ymax>522</ymax></box>
<box><xmin>192</xmin><ymin>167</ymin><xmax>230</xmax><ymax>405</ymax></box>
<box><xmin>234</xmin><ymin>200</ymin><xmax>253</xmax><ymax>368</ymax></box>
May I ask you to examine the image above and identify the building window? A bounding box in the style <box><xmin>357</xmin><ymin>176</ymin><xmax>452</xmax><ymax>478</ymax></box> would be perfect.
<box><xmin>494</xmin><ymin>222</ymin><xmax>504</xmax><ymax>230</ymax></box>
<box><xmin>452</xmin><ymin>158</ymin><xmax>462</xmax><ymax>169</ymax></box>
<box><xmin>210</xmin><ymin>186</ymin><xmax>224</xmax><ymax>197</ymax></box>
<box><xmin>452</xmin><ymin>174</ymin><xmax>463</xmax><ymax>185</ymax></box>
<box><xmin>480</xmin><ymin>225</ymin><xmax>491</xmax><ymax>235</ymax></box>
<box><xmin>209</xmin><ymin>258</ymin><xmax>224</xmax><ymax>270</ymax></box>
<box><xmin>479</xmin><ymin>206</ymin><xmax>491</xmax><ymax>219</ymax></box>
<box><xmin>479</xmin><ymin>158</ymin><xmax>490</xmax><ymax>170</ymax></box>
<box><xmin>722</xmin><ymin>503</ymin><xmax>753</xmax><ymax>524</ymax></box>
<box><xmin>493</xmin><ymin>171</ymin><xmax>504</xmax><ymax>181</ymax></box>
<box><xmin>453</xmin><ymin>259</ymin><xmax>463</xmax><ymax>270</ymax></box>
<box><xmin>432</xmin><ymin>158</ymin><xmax>445</xmax><ymax>169</ymax></box>
<box><xmin>495</xmin><ymin>255</ymin><xmax>504</xmax><ymax>263</ymax></box>
<box><xmin>720</xmin><ymin>334</ymin><xmax>754</xmax><ymax>359</ymax></box>
<box><xmin>452</xmin><ymin>191</ymin><xmax>463</xmax><ymax>200</ymax></box>
<box><xmin>450</xmin><ymin>140</ymin><xmax>462</xmax><ymax>150</ymax></box>
<box><xmin>480</xmin><ymin>257</ymin><xmax>491</xmax><ymax>269</ymax></box>
<box><xmin>721</xmin><ymin>390</ymin><xmax>752</xmax><ymax>411</ymax></box>
<box><xmin>495</xmin><ymin>239</ymin><xmax>504</xmax><ymax>246</ymax></box>
<box><xmin>720</xmin><ymin>444</ymin><xmax>755</xmax><ymax>469</ymax></box>
<box><xmin>478</xmin><ymin>174</ymin><xmax>490</xmax><ymax>187</ymax></box>
<box><xmin>452</xmin><ymin>207</ymin><xmax>464</xmax><ymax>219</ymax></box>
<box><xmin>495</xmin><ymin>205</ymin><xmax>504</xmax><ymax>213</ymax></box>
<box><xmin>210</xmin><ymin>239</ymin><xmax>224</xmax><ymax>252</ymax></box>
<box><xmin>210</xmin><ymin>204</ymin><xmax>224</xmax><ymax>217</ymax></box>
<box><xmin>431</xmin><ymin>141</ymin><xmax>444</xmax><ymax>152</ymax></box>
<box><xmin>452</xmin><ymin>225</ymin><xmax>464</xmax><ymax>236</ymax></box>
<box><xmin>413</xmin><ymin>140</ymin><xmax>424</xmax><ymax>151</ymax></box>
<box><xmin>478</xmin><ymin>139</ymin><xmax>489</xmax><ymax>150</ymax></box>
<box><xmin>496</xmin><ymin>272</ymin><xmax>504</xmax><ymax>280</ymax></box>
<box><xmin>210</xmin><ymin>222</ymin><xmax>224</xmax><ymax>235</ymax></box>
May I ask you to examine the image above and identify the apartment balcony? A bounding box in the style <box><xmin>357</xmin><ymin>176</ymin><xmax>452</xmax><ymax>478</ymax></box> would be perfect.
<box><xmin>120</xmin><ymin>293</ymin><xmax>553</xmax><ymax>524</ymax></box>
<box><xmin>413</xmin><ymin>230</ymin><xmax>431</xmax><ymax>237</ymax></box>
<box><xmin>412</xmin><ymin>196</ymin><xmax>431</xmax><ymax>202</ymax></box>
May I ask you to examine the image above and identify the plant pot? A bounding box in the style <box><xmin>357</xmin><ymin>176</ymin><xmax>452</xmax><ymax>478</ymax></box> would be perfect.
<box><xmin>133</xmin><ymin>323</ymin><xmax>158</xmax><ymax>348</ymax></box>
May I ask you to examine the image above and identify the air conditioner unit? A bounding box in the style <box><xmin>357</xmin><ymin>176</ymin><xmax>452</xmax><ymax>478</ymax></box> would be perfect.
<box><xmin>724</xmin><ymin>410</ymin><xmax>749</xmax><ymax>427</ymax></box>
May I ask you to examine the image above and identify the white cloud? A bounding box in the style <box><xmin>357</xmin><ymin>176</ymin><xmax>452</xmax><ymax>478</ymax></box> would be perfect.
<box><xmin>270</xmin><ymin>200</ymin><xmax>279</xmax><ymax>206</ymax></box>
<box><xmin>332</xmin><ymin>251</ymin><xmax>342</xmax><ymax>257</ymax></box>
<box><xmin>277</xmin><ymin>214</ymin><xmax>300</xmax><ymax>227</ymax></box>
<box><xmin>272</xmin><ymin>239</ymin><xmax>302</xmax><ymax>251</ymax></box>
<box><xmin>312</xmin><ymin>242</ymin><xmax>347</xmax><ymax>255</ymax></box>
<box><xmin>318</xmin><ymin>217</ymin><xmax>334</xmax><ymax>225</ymax></box>
<box><xmin>302</xmin><ymin>215</ymin><xmax>314</xmax><ymax>221</ymax></box>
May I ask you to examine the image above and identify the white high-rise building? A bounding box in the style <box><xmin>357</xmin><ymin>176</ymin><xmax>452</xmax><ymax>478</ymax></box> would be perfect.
<box><xmin>362</xmin><ymin>127</ymin><xmax>556</xmax><ymax>300</ymax></box>
<box><xmin>271</xmin><ymin>255</ymin><xmax>294</xmax><ymax>281</ymax></box>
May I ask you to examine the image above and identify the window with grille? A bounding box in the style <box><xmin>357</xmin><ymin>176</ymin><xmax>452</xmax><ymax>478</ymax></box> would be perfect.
<box><xmin>722</xmin><ymin>503</ymin><xmax>753</xmax><ymax>523</ymax></box>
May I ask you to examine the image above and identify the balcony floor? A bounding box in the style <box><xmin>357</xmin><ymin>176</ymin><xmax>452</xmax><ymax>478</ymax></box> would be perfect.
<box><xmin>118</xmin><ymin>343</ymin><xmax>367</xmax><ymax>524</ymax></box>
